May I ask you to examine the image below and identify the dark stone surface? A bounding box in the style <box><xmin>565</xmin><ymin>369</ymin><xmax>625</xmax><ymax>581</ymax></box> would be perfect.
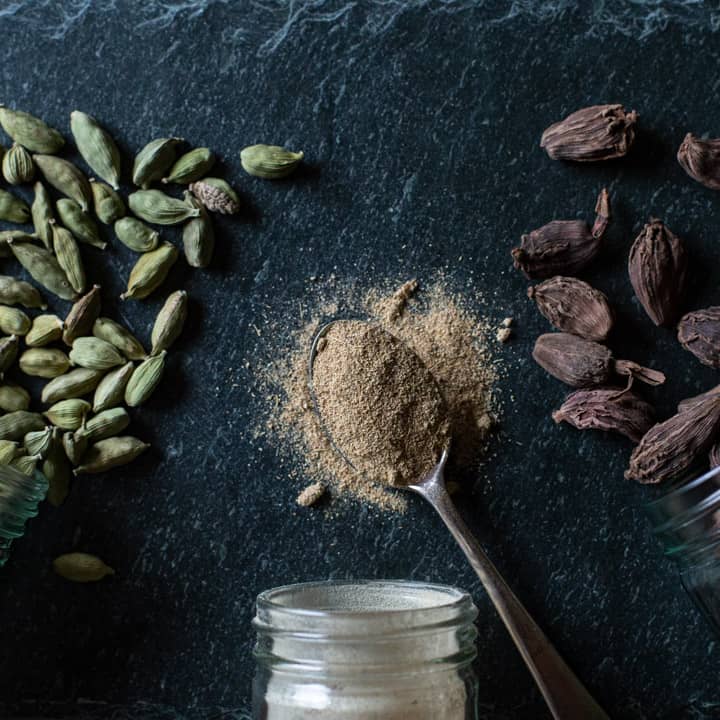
<box><xmin>0</xmin><ymin>2</ymin><xmax>719</xmax><ymax>718</ymax></box>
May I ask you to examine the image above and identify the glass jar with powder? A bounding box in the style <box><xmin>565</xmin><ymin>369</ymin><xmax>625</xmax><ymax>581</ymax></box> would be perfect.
<box><xmin>252</xmin><ymin>579</ymin><xmax>479</xmax><ymax>718</ymax></box>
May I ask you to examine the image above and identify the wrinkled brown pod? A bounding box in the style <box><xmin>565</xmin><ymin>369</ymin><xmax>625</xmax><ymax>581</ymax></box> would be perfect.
<box><xmin>678</xmin><ymin>307</ymin><xmax>720</xmax><ymax>368</ymax></box>
<box><xmin>677</xmin><ymin>133</ymin><xmax>720</xmax><ymax>190</ymax></box>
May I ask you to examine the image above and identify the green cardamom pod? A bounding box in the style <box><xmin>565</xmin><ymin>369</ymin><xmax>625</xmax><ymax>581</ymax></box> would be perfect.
<box><xmin>240</xmin><ymin>144</ymin><xmax>304</xmax><ymax>179</ymax></box>
<box><xmin>128</xmin><ymin>189</ymin><xmax>199</xmax><ymax>225</ymax></box>
<box><xmin>0</xmin><ymin>383</ymin><xmax>30</xmax><ymax>412</ymax></box>
<box><xmin>56</xmin><ymin>198</ymin><xmax>105</xmax><ymax>249</ymax></box>
<box><xmin>93</xmin><ymin>317</ymin><xmax>146</xmax><ymax>360</ymax></box>
<box><xmin>41</xmin><ymin>367</ymin><xmax>104</xmax><ymax>404</ymax></box>
<box><xmin>31</xmin><ymin>182</ymin><xmax>55</xmax><ymax>250</ymax></box>
<box><xmin>77</xmin><ymin>407</ymin><xmax>130</xmax><ymax>442</ymax></box>
<box><xmin>0</xmin><ymin>230</ymin><xmax>33</xmax><ymax>258</ymax></box>
<box><xmin>44</xmin><ymin>428</ymin><xmax>72</xmax><ymax>505</ymax></box>
<box><xmin>44</xmin><ymin>398</ymin><xmax>91</xmax><ymax>430</ymax></box>
<box><xmin>62</xmin><ymin>430</ymin><xmax>87</xmax><ymax>466</ymax></box>
<box><xmin>92</xmin><ymin>361</ymin><xmax>134</xmax><ymax>413</ymax></box>
<box><xmin>26</xmin><ymin>314</ymin><xmax>64</xmax><ymax>347</ymax></box>
<box><xmin>114</xmin><ymin>216</ymin><xmax>160</xmax><ymax>252</ymax></box>
<box><xmin>0</xmin><ymin>335</ymin><xmax>18</xmax><ymax>375</ymax></box>
<box><xmin>69</xmin><ymin>336</ymin><xmax>124</xmax><ymax>370</ymax></box>
<box><xmin>182</xmin><ymin>192</ymin><xmax>214</xmax><ymax>267</ymax></box>
<box><xmin>52</xmin><ymin>223</ymin><xmax>86</xmax><ymax>294</ymax></box>
<box><xmin>0</xmin><ymin>440</ymin><xmax>21</xmax><ymax>464</ymax></box>
<box><xmin>90</xmin><ymin>179</ymin><xmax>125</xmax><ymax>225</ymax></box>
<box><xmin>53</xmin><ymin>552</ymin><xmax>114</xmax><ymax>581</ymax></box>
<box><xmin>70</xmin><ymin>111</ymin><xmax>121</xmax><ymax>190</ymax></box>
<box><xmin>2</xmin><ymin>143</ymin><xmax>34</xmax><ymax>185</ymax></box>
<box><xmin>0</xmin><ymin>411</ymin><xmax>45</xmax><ymax>441</ymax></box>
<box><xmin>125</xmin><ymin>350</ymin><xmax>166</xmax><ymax>407</ymax></box>
<box><xmin>132</xmin><ymin>137</ymin><xmax>183</xmax><ymax>189</ymax></box>
<box><xmin>0</xmin><ymin>189</ymin><xmax>30</xmax><ymax>224</ymax></box>
<box><xmin>162</xmin><ymin>147</ymin><xmax>215</xmax><ymax>184</ymax></box>
<box><xmin>0</xmin><ymin>275</ymin><xmax>46</xmax><ymax>310</ymax></box>
<box><xmin>24</xmin><ymin>427</ymin><xmax>54</xmax><ymax>459</ymax></box>
<box><xmin>33</xmin><ymin>154</ymin><xmax>92</xmax><ymax>212</ymax></box>
<box><xmin>9</xmin><ymin>239</ymin><xmax>77</xmax><ymax>301</ymax></box>
<box><xmin>151</xmin><ymin>290</ymin><xmax>187</xmax><ymax>354</ymax></box>
<box><xmin>63</xmin><ymin>285</ymin><xmax>101</xmax><ymax>346</ymax></box>
<box><xmin>74</xmin><ymin>435</ymin><xmax>149</xmax><ymax>474</ymax></box>
<box><xmin>120</xmin><ymin>242</ymin><xmax>179</xmax><ymax>300</ymax></box>
<box><xmin>19</xmin><ymin>347</ymin><xmax>70</xmax><ymax>378</ymax></box>
<box><xmin>11</xmin><ymin>453</ymin><xmax>40</xmax><ymax>476</ymax></box>
<box><xmin>189</xmin><ymin>177</ymin><xmax>240</xmax><ymax>214</ymax></box>
<box><xmin>0</xmin><ymin>305</ymin><xmax>30</xmax><ymax>335</ymax></box>
<box><xmin>0</xmin><ymin>107</ymin><xmax>64</xmax><ymax>154</ymax></box>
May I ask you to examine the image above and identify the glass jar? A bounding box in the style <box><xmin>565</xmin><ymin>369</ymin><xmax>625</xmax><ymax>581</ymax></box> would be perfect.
<box><xmin>252</xmin><ymin>579</ymin><xmax>479</xmax><ymax>719</ymax></box>
<box><xmin>648</xmin><ymin>464</ymin><xmax>720</xmax><ymax>635</ymax></box>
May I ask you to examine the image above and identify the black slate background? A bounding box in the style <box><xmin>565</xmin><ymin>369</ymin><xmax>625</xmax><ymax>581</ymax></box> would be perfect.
<box><xmin>1</xmin><ymin>2</ymin><xmax>719</xmax><ymax>718</ymax></box>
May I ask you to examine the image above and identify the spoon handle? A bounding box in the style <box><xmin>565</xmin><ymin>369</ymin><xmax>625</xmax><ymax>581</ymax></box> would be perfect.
<box><xmin>417</xmin><ymin>480</ymin><xmax>609</xmax><ymax>720</ymax></box>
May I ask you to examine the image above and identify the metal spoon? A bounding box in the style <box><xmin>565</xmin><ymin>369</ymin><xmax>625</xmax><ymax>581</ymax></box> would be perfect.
<box><xmin>309</xmin><ymin>319</ymin><xmax>609</xmax><ymax>720</ymax></box>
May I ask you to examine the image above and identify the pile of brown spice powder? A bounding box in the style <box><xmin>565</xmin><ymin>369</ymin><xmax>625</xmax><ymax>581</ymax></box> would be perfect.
<box><xmin>263</xmin><ymin>277</ymin><xmax>501</xmax><ymax>512</ymax></box>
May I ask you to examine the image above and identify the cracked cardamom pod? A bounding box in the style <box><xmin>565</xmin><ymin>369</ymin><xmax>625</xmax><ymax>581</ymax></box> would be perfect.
<box><xmin>114</xmin><ymin>216</ymin><xmax>159</xmax><ymax>252</ymax></box>
<box><xmin>69</xmin><ymin>336</ymin><xmax>124</xmax><ymax>371</ymax></box>
<box><xmin>90</xmin><ymin>179</ymin><xmax>125</xmax><ymax>224</ymax></box>
<box><xmin>0</xmin><ymin>107</ymin><xmax>64</xmax><ymax>154</ymax></box>
<box><xmin>74</xmin><ymin>436</ymin><xmax>149</xmax><ymax>474</ymax></box>
<box><xmin>626</xmin><ymin>395</ymin><xmax>720</xmax><ymax>484</ymax></box>
<box><xmin>93</xmin><ymin>317</ymin><xmax>145</xmax><ymax>360</ymax></box>
<box><xmin>162</xmin><ymin>147</ymin><xmax>215</xmax><ymax>184</ymax></box>
<box><xmin>528</xmin><ymin>276</ymin><xmax>613</xmax><ymax>341</ymax></box>
<box><xmin>9</xmin><ymin>239</ymin><xmax>77</xmax><ymax>301</ymax></box>
<box><xmin>44</xmin><ymin>398</ymin><xmax>91</xmax><ymax>431</ymax></box>
<box><xmin>63</xmin><ymin>430</ymin><xmax>87</xmax><ymax>466</ymax></box>
<box><xmin>0</xmin><ymin>305</ymin><xmax>30</xmax><ymax>335</ymax></box>
<box><xmin>93</xmin><ymin>362</ymin><xmax>134</xmax><ymax>413</ymax></box>
<box><xmin>0</xmin><ymin>275</ymin><xmax>46</xmax><ymax>310</ymax></box>
<box><xmin>133</xmin><ymin>137</ymin><xmax>183</xmax><ymax>189</ymax></box>
<box><xmin>182</xmin><ymin>191</ymin><xmax>214</xmax><ymax>267</ymax></box>
<box><xmin>533</xmin><ymin>332</ymin><xmax>665</xmax><ymax>388</ymax></box>
<box><xmin>77</xmin><ymin>407</ymin><xmax>130</xmax><ymax>442</ymax></box>
<box><xmin>63</xmin><ymin>285</ymin><xmax>102</xmax><ymax>346</ymax></box>
<box><xmin>552</xmin><ymin>387</ymin><xmax>654</xmax><ymax>443</ymax></box>
<box><xmin>70</xmin><ymin>111</ymin><xmax>121</xmax><ymax>189</ymax></box>
<box><xmin>0</xmin><ymin>411</ymin><xmax>45</xmax><ymax>441</ymax></box>
<box><xmin>41</xmin><ymin>367</ymin><xmax>104</xmax><ymax>404</ymax></box>
<box><xmin>20</xmin><ymin>348</ymin><xmax>70</xmax><ymax>378</ymax></box>
<box><xmin>151</xmin><ymin>290</ymin><xmax>187</xmax><ymax>354</ymax></box>
<box><xmin>31</xmin><ymin>182</ymin><xmax>54</xmax><ymax>250</ymax></box>
<box><xmin>0</xmin><ymin>384</ymin><xmax>30</xmax><ymax>412</ymax></box>
<box><xmin>240</xmin><ymin>144</ymin><xmax>304</xmax><ymax>179</ymax></box>
<box><xmin>511</xmin><ymin>189</ymin><xmax>610</xmax><ymax>279</ymax></box>
<box><xmin>189</xmin><ymin>177</ymin><xmax>240</xmax><ymax>214</ymax></box>
<box><xmin>26</xmin><ymin>314</ymin><xmax>63</xmax><ymax>347</ymax></box>
<box><xmin>0</xmin><ymin>189</ymin><xmax>30</xmax><ymax>224</ymax></box>
<box><xmin>24</xmin><ymin>427</ymin><xmax>54</xmax><ymax>459</ymax></box>
<box><xmin>125</xmin><ymin>351</ymin><xmax>166</xmax><ymax>407</ymax></box>
<box><xmin>0</xmin><ymin>335</ymin><xmax>19</xmax><ymax>375</ymax></box>
<box><xmin>33</xmin><ymin>154</ymin><xmax>92</xmax><ymax>212</ymax></box>
<box><xmin>677</xmin><ymin>133</ymin><xmax>720</xmax><ymax>190</ymax></box>
<box><xmin>120</xmin><ymin>241</ymin><xmax>179</xmax><ymax>300</ymax></box>
<box><xmin>53</xmin><ymin>552</ymin><xmax>114</xmax><ymax>582</ymax></box>
<box><xmin>56</xmin><ymin>198</ymin><xmax>105</xmax><ymax>249</ymax></box>
<box><xmin>540</xmin><ymin>104</ymin><xmax>638</xmax><ymax>161</ymax></box>
<box><xmin>2</xmin><ymin>143</ymin><xmax>34</xmax><ymax>185</ymax></box>
<box><xmin>52</xmin><ymin>223</ymin><xmax>86</xmax><ymax>294</ymax></box>
<box><xmin>128</xmin><ymin>189</ymin><xmax>199</xmax><ymax>225</ymax></box>
<box><xmin>678</xmin><ymin>307</ymin><xmax>720</xmax><ymax>368</ymax></box>
<box><xmin>628</xmin><ymin>219</ymin><xmax>687</xmax><ymax>326</ymax></box>
<box><xmin>0</xmin><ymin>440</ymin><xmax>20</xmax><ymax>464</ymax></box>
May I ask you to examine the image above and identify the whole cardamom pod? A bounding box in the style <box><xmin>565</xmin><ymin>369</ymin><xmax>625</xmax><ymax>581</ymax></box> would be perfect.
<box><xmin>24</xmin><ymin>427</ymin><xmax>54</xmax><ymax>459</ymax></box>
<box><xmin>0</xmin><ymin>107</ymin><xmax>64</xmax><ymax>154</ymax></box>
<box><xmin>2</xmin><ymin>143</ymin><xmax>34</xmax><ymax>185</ymax></box>
<box><xmin>114</xmin><ymin>216</ymin><xmax>159</xmax><ymax>252</ymax></box>
<box><xmin>133</xmin><ymin>137</ymin><xmax>183</xmax><ymax>189</ymax></box>
<box><xmin>70</xmin><ymin>111</ymin><xmax>121</xmax><ymax>189</ymax></box>
<box><xmin>44</xmin><ymin>427</ymin><xmax>71</xmax><ymax>506</ymax></box>
<box><xmin>31</xmin><ymin>182</ymin><xmax>55</xmax><ymax>250</ymax></box>
<box><xmin>120</xmin><ymin>242</ymin><xmax>179</xmax><ymax>300</ymax></box>
<box><xmin>128</xmin><ymin>189</ymin><xmax>199</xmax><ymax>225</ymax></box>
<box><xmin>0</xmin><ymin>411</ymin><xmax>45</xmax><ymax>441</ymax></box>
<box><xmin>9</xmin><ymin>239</ymin><xmax>77</xmax><ymax>301</ymax></box>
<box><xmin>0</xmin><ymin>335</ymin><xmax>19</xmax><ymax>375</ymax></box>
<box><xmin>125</xmin><ymin>351</ymin><xmax>166</xmax><ymax>407</ymax></box>
<box><xmin>0</xmin><ymin>440</ymin><xmax>20</xmax><ymax>464</ymax></box>
<box><xmin>511</xmin><ymin>189</ymin><xmax>610</xmax><ymax>279</ymax></box>
<box><xmin>19</xmin><ymin>348</ymin><xmax>70</xmax><ymax>378</ymax></box>
<box><xmin>626</xmin><ymin>395</ymin><xmax>720</xmax><ymax>484</ymax></box>
<box><xmin>69</xmin><ymin>336</ymin><xmax>124</xmax><ymax>370</ymax></box>
<box><xmin>552</xmin><ymin>387</ymin><xmax>654</xmax><ymax>443</ymax></box>
<box><xmin>540</xmin><ymin>104</ymin><xmax>638</xmax><ymax>161</ymax></box>
<box><xmin>628</xmin><ymin>219</ymin><xmax>687</xmax><ymax>327</ymax></box>
<box><xmin>77</xmin><ymin>407</ymin><xmax>130</xmax><ymax>442</ymax></box>
<box><xmin>0</xmin><ymin>275</ymin><xmax>46</xmax><ymax>310</ymax></box>
<box><xmin>62</xmin><ymin>285</ymin><xmax>102</xmax><ymax>346</ymax></box>
<box><xmin>52</xmin><ymin>223</ymin><xmax>86</xmax><ymax>294</ymax></box>
<box><xmin>26</xmin><ymin>314</ymin><xmax>63</xmax><ymax>347</ymax></box>
<box><xmin>44</xmin><ymin>398</ymin><xmax>91</xmax><ymax>431</ymax></box>
<box><xmin>74</xmin><ymin>435</ymin><xmax>149</xmax><ymax>474</ymax></box>
<box><xmin>162</xmin><ymin>147</ymin><xmax>215</xmax><ymax>184</ymax></box>
<box><xmin>11</xmin><ymin>454</ymin><xmax>40</xmax><ymax>476</ymax></box>
<box><xmin>240</xmin><ymin>144</ymin><xmax>304</xmax><ymax>179</ymax></box>
<box><xmin>63</xmin><ymin>430</ymin><xmax>87</xmax><ymax>466</ymax></box>
<box><xmin>677</xmin><ymin>307</ymin><xmax>720</xmax><ymax>368</ymax></box>
<box><xmin>41</xmin><ymin>367</ymin><xmax>104</xmax><ymax>404</ymax></box>
<box><xmin>90</xmin><ymin>179</ymin><xmax>125</xmax><ymax>225</ymax></box>
<box><xmin>56</xmin><ymin>198</ymin><xmax>105</xmax><ymax>249</ymax></box>
<box><xmin>93</xmin><ymin>361</ymin><xmax>134</xmax><ymax>413</ymax></box>
<box><xmin>182</xmin><ymin>191</ymin><xmax>214</xmax><ymax>267</ymax></box>
<box><xmin>0</xmin><ymin>383</ymin><xmax>30</xmax><ymax>412</ymax></box>
<box><xmin>53</xmin><ymin>552</ymin><xmax>114</xmax><ymax>582</ymax></box>
<box><xmin>0</xmin><ymin>305</ymin><xmax>30</xmax><ymax>335</ymax></box>
<box><xmin>34</xmin><ymin>154</ymin><xmax>92</xmax><ymax>212</ymax></box>
<box><xmin>0</xmin><ymin>230</ymin><xmax>30</xmax><ymax>258</ymax></box>
<box><xmin>0</xmin><ymin>189</ymin><xmax>30</xmax><ymax>224</ymax></box>
<box><xmin>677</xmin><ymin>133</ymin><xmax>720</xmax><ymax>190</ymax></box>
<box><xmin>678</xmin><ymin>385</ymin><xmax>720</xmax><ymax>414</ymax></box>
<box><xmin>189</xmin><ymin>177</ymin><xmax>240</xmax><ymax>215</ymax></box>
<box><xmin>151</xmin><ymin>290</ymin><xmax>187</xmax><ymax>354</ymax></box>
<box><xmin>93</xmin><ymin>317</ymin><xmax>146</xmax><ymax>360</ymax></box>
<box><xmin>528</xmin><ymin>276</ymin><xmax>613</xmax><ymax>341</ymax></box>
<box><xmin>533</xmin><ymin>332</ymin><xmax>665</xmax><ymax>388</ymax></box>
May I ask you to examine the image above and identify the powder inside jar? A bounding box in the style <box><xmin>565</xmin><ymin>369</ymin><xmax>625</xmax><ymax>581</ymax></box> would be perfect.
<box><xmin>312</xmin><ymin>320</ymin><xmax>450</xmax><ymax>487</ymax></box>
